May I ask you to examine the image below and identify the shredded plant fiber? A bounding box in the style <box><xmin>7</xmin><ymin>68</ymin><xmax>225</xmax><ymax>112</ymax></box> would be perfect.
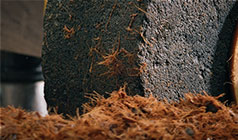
<box><xmin>1</xmin><ymin>88</ymin><xmax>238</xmax><ymax>140</ymax></box>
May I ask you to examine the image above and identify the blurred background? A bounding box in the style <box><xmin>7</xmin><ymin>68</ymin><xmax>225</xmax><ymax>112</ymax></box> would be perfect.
<box><xmin>0</xmin><ymin>0</ymin><xmax>47</xmax><ymax>116</ymax></box>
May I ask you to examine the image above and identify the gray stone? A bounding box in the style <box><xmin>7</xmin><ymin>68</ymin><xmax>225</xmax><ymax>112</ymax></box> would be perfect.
<box><xmin>42</xmin><ymin>0</ymin><xmax>238</xmax><ymax>115</ymax></box>
<box><xmin>140</xmin><ymin>0</ymin><xmax>237</xmax><ymax>102</ymax></box>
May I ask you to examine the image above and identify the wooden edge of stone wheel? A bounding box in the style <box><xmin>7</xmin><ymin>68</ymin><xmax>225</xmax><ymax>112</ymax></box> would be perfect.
<box><xmin>231</xmin><ymin>23</ymin><xmax>238</xmax><ymax>104</ymax></box>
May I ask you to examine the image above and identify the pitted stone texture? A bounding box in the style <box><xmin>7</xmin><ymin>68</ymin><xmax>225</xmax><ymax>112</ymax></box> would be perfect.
<box><xmin>139</xmin><ymin>0</ymin><xmax>238</xmax><ymax>102</ymax></box>
<box><xmin>42</xmin><ymin>0</ymin><xmax>146</xmax><ymax>115</ymax></box>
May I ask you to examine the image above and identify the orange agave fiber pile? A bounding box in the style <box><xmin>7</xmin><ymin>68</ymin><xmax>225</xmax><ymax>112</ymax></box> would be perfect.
<box><xmin>1</xmin><ymin>87</ymin><xmax>238</xmax><ymax>140</ymax></box>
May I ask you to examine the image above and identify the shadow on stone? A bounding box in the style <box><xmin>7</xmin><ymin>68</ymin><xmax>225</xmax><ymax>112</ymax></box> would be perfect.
<box><xmin>210</xmin><ymin>2</ymin><xmax>238</xmax><ymax>103</ymax></box>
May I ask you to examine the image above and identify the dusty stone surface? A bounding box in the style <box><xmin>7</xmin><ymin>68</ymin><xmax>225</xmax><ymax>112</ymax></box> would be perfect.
<box><xmin>139</xmin><ymin>0</ymin><xmax>238</xmax><ymax>102</ymax></box>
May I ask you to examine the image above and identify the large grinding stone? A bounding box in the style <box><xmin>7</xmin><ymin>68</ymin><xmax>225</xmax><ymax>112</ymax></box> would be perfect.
<box><xmin>42</xmin><ymin>0</ymin><xmax>238</xmax><ymax>115</ymax></box>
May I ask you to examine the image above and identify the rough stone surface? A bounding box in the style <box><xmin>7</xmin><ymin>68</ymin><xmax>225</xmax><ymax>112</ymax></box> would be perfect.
<box><xmin>140</xmin><ymin>0</ymin><xmax>237</xmax><ymax>102</ymax></box>
<box><xmin>42</xmin><ymin>0</ymin><xmax>238</xmax><ymax>115</ymax></box>
<box><xmin>42</xmin><ymin>0</ymin><xmax>146</xmax><ymax>115</ymax></box>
